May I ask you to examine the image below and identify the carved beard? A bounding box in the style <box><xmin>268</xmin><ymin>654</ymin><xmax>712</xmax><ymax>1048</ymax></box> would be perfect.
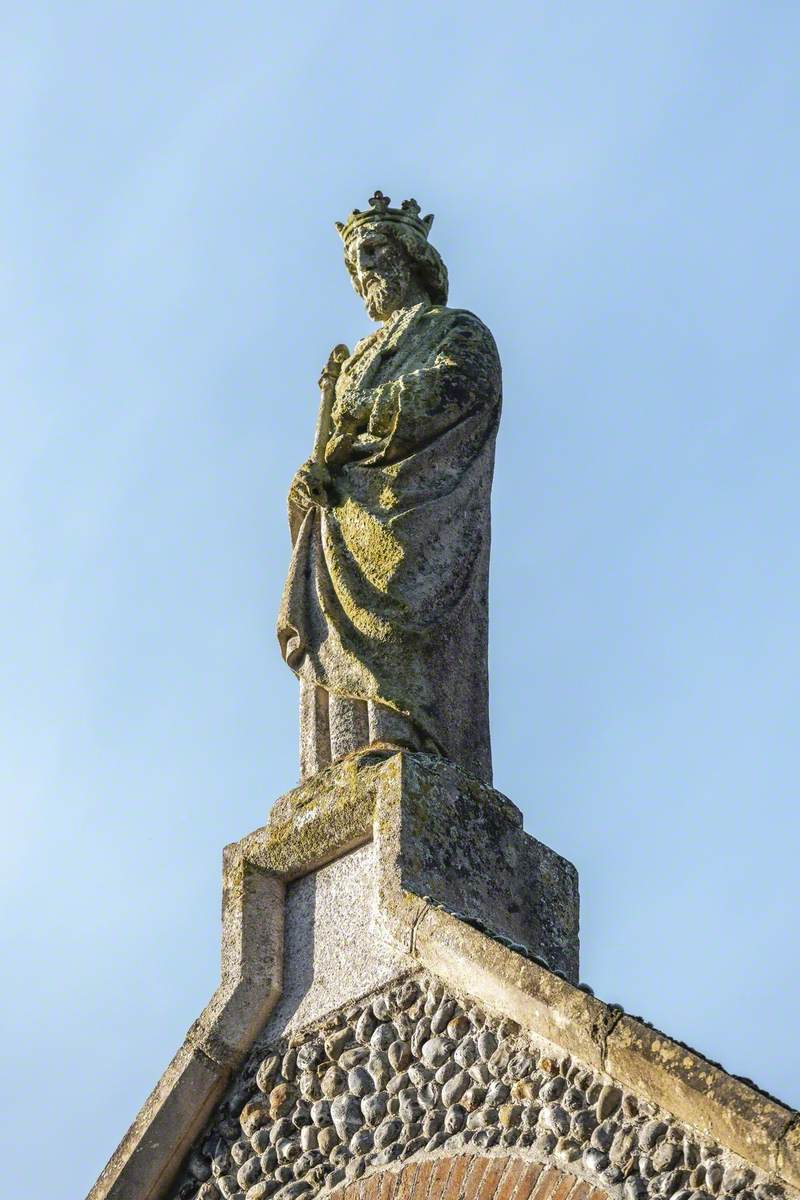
<box><xmin>362</xmin><ymin>270</ymin><xmax>409</xmax><ymax>321</ymax></box>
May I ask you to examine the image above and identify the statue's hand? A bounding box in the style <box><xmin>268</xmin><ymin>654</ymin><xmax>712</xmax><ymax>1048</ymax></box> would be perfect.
<box><xmin>367</xmin><ymin>383</ymin><xmax>399</xmax><ymax>438</ymax></box>
<box><xmin>331</xmin><ymin>388</ymin><xmax>372</xmax><ymax>434</ymax></box>
<box><xmin>324</xmin><ymin>432</ymin><xmax>355</xmax><ymax>467</ymax></box>
<box><xmin>289</xmin><ymin>459</ymin><xmax>331</xmax><ymax>511</ymax></box>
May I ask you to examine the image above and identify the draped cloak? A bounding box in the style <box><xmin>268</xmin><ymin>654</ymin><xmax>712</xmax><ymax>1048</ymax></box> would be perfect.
<box><xmin>277</xmin><ymin>301</ymin><xmax>501</xmax><ymax>784</ymax></box>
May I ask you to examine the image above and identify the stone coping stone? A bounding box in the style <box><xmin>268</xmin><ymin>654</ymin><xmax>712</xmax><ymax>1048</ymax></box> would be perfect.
<box><xmin>411</xmin><ymin>904</ymin><xmax>799</xmax><ymax>1190</ymax></box>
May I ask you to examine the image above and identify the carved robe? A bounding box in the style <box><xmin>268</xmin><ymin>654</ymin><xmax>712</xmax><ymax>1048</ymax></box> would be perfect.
<box><xmin>277</xmin><ymin>301</ymin><xmax>501</xmax><ymax>783</ymax></box>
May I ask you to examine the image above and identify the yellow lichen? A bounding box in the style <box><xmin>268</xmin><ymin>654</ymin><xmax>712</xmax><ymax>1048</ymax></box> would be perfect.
<box><xmin>378</xmin><ymin>485</ymin><xmax>399</xmax><ymax>509</ymax></box>
<box><xmin>336</xmin><ymin>498</ymin><xmax>404</xmax><ymax>593</ymax></box>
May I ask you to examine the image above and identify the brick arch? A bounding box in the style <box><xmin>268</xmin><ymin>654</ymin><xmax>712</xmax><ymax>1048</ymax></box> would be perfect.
<box><xmin>333</xmin><ymin>1155</ymin><xmax>609</xmax><ymax>1200</ymax></box>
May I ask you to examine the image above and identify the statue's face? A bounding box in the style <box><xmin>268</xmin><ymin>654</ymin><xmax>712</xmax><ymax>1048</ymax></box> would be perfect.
<box><xmin>349</xmin><ymin>228</ymin><xmax>415</xmax><ymax>321</ymax></box>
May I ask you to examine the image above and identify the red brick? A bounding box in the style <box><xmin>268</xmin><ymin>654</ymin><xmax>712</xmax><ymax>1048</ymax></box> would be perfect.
<box><xmin>513</xmin><ymin>1162</ymin><xmax>546</xmax><ymax>1200</ymax></box>
<box><xmin>531</xmin><ymin>1166</ymin><xmax>564</xmax><ymax>1200</ymax></box>
<box><xmin>414</xmin><ymin>1158</ymin><xmax>437</xmax><ymax>1200</ymax></box>
<box><xmin>462</xmin><ymin>1154</ymin><xmax>492</xmax><ymax>1200</ymax></box>
<box><xmin>566</xmin><ymin>1185</ymin><xmax>593</xmax><ymax>1200</ymax></box>
<box><xmin>442</xmin><ymin>1154</ymin><xmax>472</xmax><ymax>1200</ymax></box>
<box><xmin>428</xmin><ymin>1154</ymin><xmax>457</xmax><ymax>1200</ymax></box>
<box><xmin>475</xmin><ymin>1157</ymin><xmax>508</xmax><ymax>1200</ymax></box>
<box><xmin>515</xmin><ymin>1162</ymin><xmax>554</xmax><ymax>1200</ymax></box>
<box><xmin>362</xmin><ymin>1177</ymin><xmax>383</xmax><ymax>1200</ymax></box>
<box><xmin>491</xmin><ymin>1159</ymin><xmax>526</xmax><ymax>1200</ymax></box>
<box><xmin>545</xmin><ymin>1174</ymin><xmax>578</xmax><ymax>1200</ymax></box>
<box><xmin>397</xmin><ymin>1162</ymin><xmax>421</xmax><ymax>1200</ymax></box>
<box><xmin>379</xmin><ymin>1166</ymin><xmax>399</xmax><ymax>1200</ymax></box>
<box><xmin>350</xmin><ymin>1157</ymin><xmax>603</xmax><ymax>1200</ymax></box>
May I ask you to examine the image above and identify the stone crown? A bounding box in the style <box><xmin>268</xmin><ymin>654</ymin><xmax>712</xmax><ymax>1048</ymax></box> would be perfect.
<box><xmin>335</xmin><ymin>190</ymin><xmax>435</xmax><ymax>244</ymax></box>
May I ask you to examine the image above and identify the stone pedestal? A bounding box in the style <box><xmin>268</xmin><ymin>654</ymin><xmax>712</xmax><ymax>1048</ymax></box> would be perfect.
<box><xmin>250</xmin><ymin>749</ymin><xmax>579</xmax><ymax>982</ymax></box>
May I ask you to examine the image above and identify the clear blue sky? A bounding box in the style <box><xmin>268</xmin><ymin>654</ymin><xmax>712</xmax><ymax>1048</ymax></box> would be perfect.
<box><xmin>2</xmin><ymin>4</ymin><xmax>798</xmax><ymax>1196</ymax></box>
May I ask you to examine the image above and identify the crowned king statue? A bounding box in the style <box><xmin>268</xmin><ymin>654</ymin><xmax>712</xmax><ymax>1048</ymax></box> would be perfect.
<box><xmin>277</xmin><ymin>192</ymin><xmax>502</xmax><ymax>783</ymax></box>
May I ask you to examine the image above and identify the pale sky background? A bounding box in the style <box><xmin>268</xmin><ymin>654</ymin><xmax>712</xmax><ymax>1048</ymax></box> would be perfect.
<box><xmin>2</xmin><ymin>3</ymin><xmax>799</xmax><ymax>1197</ymax></box>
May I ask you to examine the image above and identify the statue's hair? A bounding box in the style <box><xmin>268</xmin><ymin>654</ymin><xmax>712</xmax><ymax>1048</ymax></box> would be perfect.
<box><xmin>344</xmin><ymin>224</ymin><xmax>449</xmax><ymax>306</ymax></box>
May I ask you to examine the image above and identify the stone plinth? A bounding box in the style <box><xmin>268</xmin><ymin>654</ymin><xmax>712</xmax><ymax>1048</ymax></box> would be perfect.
<box><xmin>248</xmin><ymin>750</ymin><xmax>579</xmax><ymax>982</ymax></box>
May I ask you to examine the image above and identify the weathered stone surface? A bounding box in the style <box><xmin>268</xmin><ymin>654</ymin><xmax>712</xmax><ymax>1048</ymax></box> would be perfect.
<box><xmin>85</xmin><ymin>191</ymin><xmax>798</xmax><ymax>1200</ymax></box>
<box><xmin>378</xmin><ymin>752</ymin><xmax>578</xmax><ymax>981</ymax></box>
<box><xmin>279</xmin><ymin>191</ymin><xmax>501</xmax><ymax>784</ymax></box>
<box><xmin>409</xmin><ymin>898</ymin><xmax>601</xmax><ymax>1068</ymax></box>
<box><xmin>604</xmin><ymin>1015</ymin><xmax>791</xmax><ymax>1177</ymax></box>
<box><xmin>245</xmin><ymin>752</ymin><xmax>383</xmax><ymax>879</ymax></box>
<box><xmin>253</xmin><ymin>841</ymin><xmax>409</xmax><ymax>1040</ymax></box>
<box><xmin>243</xmin><ymin>749</ymin><xmax>577</xmax><ymax>982</ymax></box>
<box><xmin>778</xmin><ymin>1119</ymin><xmax>800</xmax><ymax>1189</ymax></box>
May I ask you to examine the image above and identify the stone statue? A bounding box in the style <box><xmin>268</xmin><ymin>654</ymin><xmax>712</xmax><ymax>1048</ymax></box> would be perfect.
<box><xmin>277</xmin><ymin>192</ymin><xmax>501</xmax><ymax>784</ymax></box>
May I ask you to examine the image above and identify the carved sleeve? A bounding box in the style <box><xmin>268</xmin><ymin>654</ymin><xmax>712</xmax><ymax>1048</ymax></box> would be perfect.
<box><xmin>368</xmin><ymin>313</ymin><xmax>501</xmax><ymax>462</ymax></box>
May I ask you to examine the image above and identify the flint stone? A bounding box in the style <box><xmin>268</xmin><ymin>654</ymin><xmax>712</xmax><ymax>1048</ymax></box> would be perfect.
<box><xmin>361</xmin><ymin>1092</ymin><xmax>388</xmax><ymax>1127</ymax></box>
<box><xmin>388</xmin><ymin>1041</ymin><xmax>411</xmax><ymax>1072</ymax></box>
<box><xmin>542</xmin><ymin>1104</ymin><xmax>571</xmax><ymax>1137</ymax></box>
<box><xmin>241</xmin><ymin>1098</ymin><xmax>272</xmax><ymax>1136</ymax></box>
<box><xmin>373</xmin><ymin>1118</ymin><xmax>403</xmax><ymax>1149</ymax></box>
<box><xmin>299</xmin><ymin>1127</ymin><xmax>318</xmax><ymax>1152</ymax></box>
<box><xmin>435</xmin><ymin>1059</ymin><xmax>460</xmax><ymax>1085</ymax></box>
<box><xmin>237</xmin><ymin>1159</ymin><xmax>263</xmax><ymax>1190</ymax></box>
<box><xmin>442</xmin><ymin>1071</ymin><xmax>470</xmax><ymax>1106</ymax></box>
<box><xmin>448</xmin><ymin>1015</ymin><xmax>471</xmax><ymax>1040</ymax></box>
<box><xmin>347</xmin><ymin>1067</ymin><xmax>374</xmax><ymax>1098</ymax></box>
<box><xmin>247</xmin><ymin>1184</ymin><xmax>281</xmax><ymax>1200</ymax></box>
<box><xmin>317</xmin><ymin>1127</ymin><xmax>340</xmax><ymax>1156</ymax></box>
<box><xmin>324</xmin><ymin>1030</ymin><xmax>351</xmax><ymax>1061</ymax></box>
<box><xmin>407</xmin><ymin>1063</ymin><xmax>433</xmax><ymax>1088</ymax></box>
<box><xmin>367</xmin><ymin>1051</ymin><xmax>391</xmax><ymax>1090</ymax></box>
<box><xmin>469</xmin><ymin>1062</ymin><xmax>492</xmax><ymax>1085</ymax></box>
<box><xmin>421</xmin><ymin>1036</ymin><xmax>454</xmax><ymax>1068</ymax></box>
<box><xmin>423</xmin><ymin>1110</ymin><xmax>444</xmax><ymax>1136</ymax></box>
<box><xmin>269</xmin><ymin>1119</ymin><xmax>295</xmax><ymax>1145</ymax></box>
<box><xmin>455</xmin><ymin>1039</ymin><xmax>477</xmax><ymax>1068</ymax></box>
<box><xmin>273</xmin><ymin>1184</ymin><xmax>311</xmax><ymax>1200</ymax></box>
<box><xmin>348</xmin><ymin>1129</ymin><xmax>373</xmax><ymax>1156</ymax></box>
<box><xmin>330</xmin><ymin>1094</ymin><xmax>362</xmax><ymax>1141</ymax></box>
<box><xmin>309</xmin><ymin>1101</ymin><xmax>331</xmax><ymax>1128</ymax></box>
<box><xmin>259</xmin><ymin>1149</ymin><xmax>278</xmax><ymax>1174</ymax></box>
<box><xmin>370</xmin><ymin>1023</ymin><xmax>396</xmax><ymax>1052</ymax></box>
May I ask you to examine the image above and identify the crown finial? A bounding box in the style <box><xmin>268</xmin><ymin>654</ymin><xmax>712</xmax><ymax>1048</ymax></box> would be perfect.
<box><xmin>335</xmin><ymin>191</ymin><xmax>435</xmax><ymax>243</ymax></box>
<box><xmin>368</xmin><ymin>190</ymin><xmax>391</xmax><ymax>213</ymax></box>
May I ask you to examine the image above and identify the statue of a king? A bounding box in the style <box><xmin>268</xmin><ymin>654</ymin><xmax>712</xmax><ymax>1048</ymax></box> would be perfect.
<box><xmin>277</xmin><ymin>191</ymin><xmax>502</xmax><ymax>784</ymax></box>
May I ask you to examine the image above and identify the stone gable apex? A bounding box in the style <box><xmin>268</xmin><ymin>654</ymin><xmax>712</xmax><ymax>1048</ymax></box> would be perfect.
<box><xmin>87</xmin><ymin>752</ymin><xmax>799</xmax><ymax>1200</ymax></box>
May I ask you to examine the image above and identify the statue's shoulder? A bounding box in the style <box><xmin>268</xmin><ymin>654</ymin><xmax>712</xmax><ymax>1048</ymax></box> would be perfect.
<box><xmin>422</xmin><ymin>304</ymin><xmax>498</xmax><ymax>343</ymax></box>
<box><xmin>421</xmin><ymin>305</ymin><xmax>500</xmax><ymax>366</ymax></box>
